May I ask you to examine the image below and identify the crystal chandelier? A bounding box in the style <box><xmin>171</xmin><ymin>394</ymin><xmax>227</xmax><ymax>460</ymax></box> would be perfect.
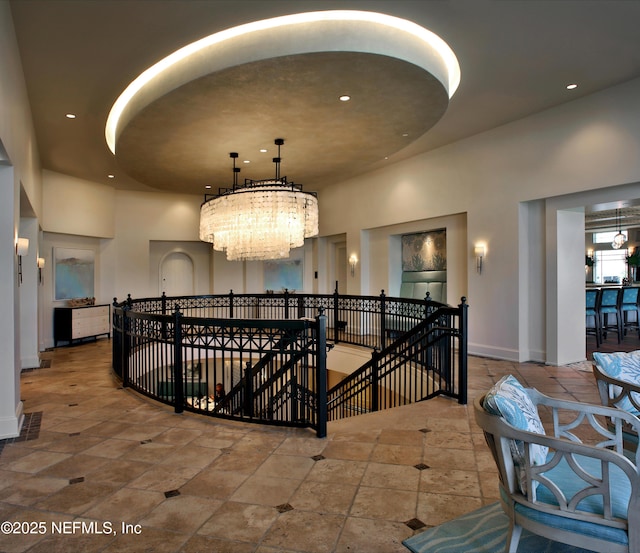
<box><xmin>611</xmin><ymin>208</ymin><xmax>627</xmax><ymax>250</ymax></box>
<box><xmin>199</xmin><ymin>139</ymin><xmax>319</xmax><ymax>261</ymax></box>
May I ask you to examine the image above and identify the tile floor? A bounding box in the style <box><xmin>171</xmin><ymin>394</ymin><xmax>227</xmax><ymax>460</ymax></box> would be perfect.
<box><xmin>0</xmin><ymin>339</ymin><xmax>600</xmax><ymax>553</ymax></box>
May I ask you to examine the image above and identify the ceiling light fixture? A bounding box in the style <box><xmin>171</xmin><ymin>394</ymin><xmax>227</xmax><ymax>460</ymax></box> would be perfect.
<box><xmin>612</xmin><ymin>208</ymin><xmax>627</xmax><ymax>249</ymax></box>
<box><xmin>199</xmin><ymin>139</ymin><xmax>319</xmax><ymax>261</ymax></box>
<box><xmin>339</xmin><ymin>95</ymin><xmax>351</xmax><ymax>102</ymax></box>
<box><xmin>566</xmin><ymin>83</ymin><xmax>578</xmax><ymax>90</ymax></box>
<box><xmin>65</xmin><ymin>113</ymin><xmax>76</xmax><ymax>119</ymax></box>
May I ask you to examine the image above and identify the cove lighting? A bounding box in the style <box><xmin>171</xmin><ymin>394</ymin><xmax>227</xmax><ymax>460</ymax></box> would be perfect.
<box><xmin>105</xmin><ymin>10</ymin><xmax>460</xmax><ymax>154</ymax></box>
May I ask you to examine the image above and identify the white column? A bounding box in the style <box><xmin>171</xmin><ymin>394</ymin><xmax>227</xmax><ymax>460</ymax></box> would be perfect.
<box><xmin>546</xmin><ymin>207</ymin><xmax>586</xmax><ymax>365</ymax></box>
<box><xmin>0</xmin><ymin>166</ymin><xmax>24</xmax><ymax>438</ymax></box>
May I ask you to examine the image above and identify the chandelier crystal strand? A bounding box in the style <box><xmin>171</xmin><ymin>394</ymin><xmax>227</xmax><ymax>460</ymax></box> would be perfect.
<box><xmin>199</xmin><ymin>141</ymin><xmax>318</xmax><ymax>261</ymax></box>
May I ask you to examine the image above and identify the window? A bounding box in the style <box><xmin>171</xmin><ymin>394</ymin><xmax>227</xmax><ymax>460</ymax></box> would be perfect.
<box><xmin>593</xmin><ymin>249</ymin><xmax>627</xmax><ymax>284</ymax></box>
<box><xmin>593</xmin><ymin>230</ymin><xmax>628</xmax><ymax>244</ymax></box>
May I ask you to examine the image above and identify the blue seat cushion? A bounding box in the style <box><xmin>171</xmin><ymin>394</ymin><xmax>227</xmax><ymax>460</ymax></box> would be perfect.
<box><xmin>511</xmin><ymin>452</ymin><xmax>631</xmax><ymax>545</ymax></box>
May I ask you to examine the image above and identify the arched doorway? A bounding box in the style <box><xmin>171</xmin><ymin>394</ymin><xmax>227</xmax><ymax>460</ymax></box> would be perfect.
<box><xmin>160</xmin><ymin>251</ymin><xmax>194</xmax><ymax>296</ymax></box>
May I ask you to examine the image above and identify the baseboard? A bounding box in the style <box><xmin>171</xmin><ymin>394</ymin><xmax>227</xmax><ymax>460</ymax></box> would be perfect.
<box><xmin>0</xmin><ymin>401</ymin><xmax>24</xmax><ymax>440</ymax></box>
<box><xmin>468</xmin><ymin>343</ymin><xmax>520</xmax><ymax>362</ymax></box>
<box><xmin>21</xmin><ymin>356</ymin><xmax>41</xmax><ymax>370</ymax></box>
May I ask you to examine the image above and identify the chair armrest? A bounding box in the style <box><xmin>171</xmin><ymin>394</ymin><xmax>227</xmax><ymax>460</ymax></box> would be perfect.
<box><xmin>593</xmin><ymin>362</ymin><xmax>640</xmax><ymax>413</ymax></box>
<box><xmin>526</xmin><ymin>388</ymin><xmax>640</xmax><ymax>461</ymax></box>
<box><xmin>482</xmin><ymin>403</ymin><xmax>640</xmax><ymax>516</ymax></box>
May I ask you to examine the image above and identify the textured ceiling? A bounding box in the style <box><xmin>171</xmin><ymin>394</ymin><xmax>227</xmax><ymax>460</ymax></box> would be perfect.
<box><xmin>9</xmin><ymin>0</ymin><xmax>640</xmax><ymax>201</ymax></box>
<box><xmin>116</xmin><ymin>52</ymin><xmax>448</xmax><ymax>193</ymax></box>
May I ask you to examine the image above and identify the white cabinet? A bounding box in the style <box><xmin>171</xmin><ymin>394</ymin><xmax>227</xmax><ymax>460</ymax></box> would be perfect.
<box><xmin>54</xmin><ymin>305</ymin><xmax>111</xmax><ymax>346</ymax></box>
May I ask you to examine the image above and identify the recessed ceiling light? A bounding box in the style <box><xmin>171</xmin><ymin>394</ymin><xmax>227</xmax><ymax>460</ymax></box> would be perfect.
<box><xmin>339</xmin><ymin>95</ymin><xmax>351</xmax><ymax>102</ymax></box>
<box><xmin>402</xmin><ymin>133</ymin><xmax>409</xmax><ymax>137</ymax></box>
<box><xmin>65</xmin><ymin>113</ymin><xmax>76</xmax><ymax>119</ymax></box>
<box><xmin>107</xmin><ymin>174</ymin><xmax>115</xmax><ymax>179</ymax></box>
<box><xmin>205</xmin><ymin>184</ymin><xmax>212</xmax><ymax>189</ymax></box>
<box><xmin>260</xmin><ymin>148</ymin><xmax>268</xmax><ymax>153</ymax></box>
<box><xmin>243</xmin><ymin>160</ymin><xmax>250</xmax><ymax>164</ymax></box>
<box><xmin>566</xmin><ymin>83</ymin><xmax>578</xmax><ymax>90</ymax></box>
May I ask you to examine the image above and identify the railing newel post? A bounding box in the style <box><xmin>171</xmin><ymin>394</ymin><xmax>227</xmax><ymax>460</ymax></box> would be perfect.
<box><xmin>243</xmin><ymin>361</ymin><xmax>253</xmax><ymax>417</ymax></box>
<box><xmin>458</xmin><ymin>297</ymin><xmax>468</xmax><ymax>405</ymax></box>
<box><xmin>316</xmin><ymin>308</ymin><xmax>328</xmax><ymax>438</ymax></box>
<box><xmin>173</xmin><ymin>304</ymin><xmax>184</xmax><ymax>414</ymax></box>
<box><xmin>229</xmin><ymin>289</ymin><xmax>234</xmax><ymax>318</ymax></box>
<box><xmin>371</xmin><ymin>347</ymin><xmax>380</xmax><ymax>412</ymax></box>
<box><xmin>284</xmin><ymin>288</ymin><xmax>290</xmax><ymax>319</ymax></box>
<box><xmin>380</xmin><ymin>290</ymin><xmax>387</xmax><ymax>349</ymax></box>
<box><xmin>333</xmin><ymin>287</ymin><xmax>340</xmax><ymax>344</ymax></box>
<box><xmin>122</xmin><ymin>302</ymin><xmax>131</xmax><ymax>388</ymax></box>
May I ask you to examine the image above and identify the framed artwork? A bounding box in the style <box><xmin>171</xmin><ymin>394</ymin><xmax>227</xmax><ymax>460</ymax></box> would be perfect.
<box><xmin>54</xmin><ymin>248</ymin><xmax>95</xmax><ymax>300</ymax></box>
<box><xmin>402</xmin><ymin>230</ymin><xmax>446</xmax><ymax>271</ymax></box>
<box><xmin>264</xmin><ymin>258</ymin><xmax>303</xmax><ymax>291</ymax></box>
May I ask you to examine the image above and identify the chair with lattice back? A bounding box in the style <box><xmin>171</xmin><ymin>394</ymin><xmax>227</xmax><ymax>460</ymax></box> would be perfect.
<box><xmin>475</xmin><ymin>374</ymin><xmax>640</xmax><ymax>553</ymax></box>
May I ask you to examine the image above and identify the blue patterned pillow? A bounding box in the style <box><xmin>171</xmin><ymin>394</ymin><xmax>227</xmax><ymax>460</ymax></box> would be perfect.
<box><xmin>593</xmin><ymin>351</ymin><xmax>640</xmax><ymax>416</ymax></box>
<box><xmin>483</xmin><ymin>375</ymin><xmax>549</xmax><ymax>493</ymax></box>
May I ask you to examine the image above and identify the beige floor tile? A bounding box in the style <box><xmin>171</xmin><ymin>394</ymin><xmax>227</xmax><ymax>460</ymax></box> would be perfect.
<box><xmin>349</xmin><ymin>486</ymin><xmax>417</xmax><ymax>521</ymax></box>
<box><xmin>229</xmin><ymin>474</ymin><xmax>301</xmax><ymax>506</ymax></box>
<box><xmin>0</xmin><ymin>475</ymin><xmax>69</xmax><ymax>506</ymax></box>
<box><xmin>128</xmin><ymin>464</ymin><xmax>201</xmax><ymax>492</ymax></box>
<box><xmin>84</xmin><ymin>459</ymin><xmax>153</xmax><ymax>488</ymax></box>
<box><xmin>369</xmin><ymin>443</ymin><xmax>423</xmax><ymax>465</ymax></box>
<box><xmin>261</xmin><ymin>509</ymin><xmax>345</xmax><ymax>553</ymax></box>
<box><xmin>254</xmin><ymin>453</ymin><xmax>315</xmax><ymax>480</ymax></box>
<box><xmin>182</xmin><ymin>534</ymin><xmax>256</xmax><ymax>553</ymax></box>
<box><xmin>82</xmin><ymin>438</ymin><xmax>139</xmax><ymax>460</ymax></box>
<box><xmin>289</xmin><ymin>480</ymin><xmax>357</xmax><ymax>515</ymax></box>
<box><xmin>0</xmin><ymin>338</ymin><xmax>603</xmax><ymax>553</ymax></box>
<box><xmin>100</xmin><ymin>527</ymin><xmax>189</xmax><ymax>553</ymax></box>
<box><xmin>4</xmin><ymin>450</ymin><xmax>71</xmax><ymax>474</ymax></box>
<box><xmin>34</xmin><ymin>481</ymin><xmax>117</xmax><ymax>515</ymax></box>
<box><xmin>306</xmin><ymin>458</ymin><xmax>367</xmax><ymax>485</ymax></box>
<box><xmin>139</xmin><ymin>495</ymin><xmax>223</xmax><ymax>532</ymax></box>
<box><xmin>83</xmin><ymin>487</ymin><xmax>166</xmax><ymax>522</ymax></box>
<box><xmin>360</xmin><ymin>461</ymin><xmax>421</xmax><ymax>491</ymax></box>
<box><xmin>197</xmin><ymin>501</ymin><xmax>279</xmax><ymax>542</ymax></box>
<box><xmin>416</xmin><ymin>491</ymin><xmax>483</xmax><ymax>526</ymax></box>
<box><xmin>320</xmin><ymin>440</ymin><xmax>375</xmax><ymax>461</ymax></box>
<box><xmin>179</xmin><ymin>468</ymin><xmax>248</xmax><ymax>500</ymax></box>
<box><xmin>334</xmin><ymin>517</ymin><xmax>411</xmax><ymax>553</ymax></box>
<box><xmin>419</xmin><ymin>468</ymin><xmax>481</xmax><ymax>496</ymax></box>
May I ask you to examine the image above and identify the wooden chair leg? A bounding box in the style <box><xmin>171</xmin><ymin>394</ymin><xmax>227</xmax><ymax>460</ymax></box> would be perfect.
<box><xmin>506</xmin><ymin>521</ymin><xmax>523</xmax><ymax>553</ymax></box>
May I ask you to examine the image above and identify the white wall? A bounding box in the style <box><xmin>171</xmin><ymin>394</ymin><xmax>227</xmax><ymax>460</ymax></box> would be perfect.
<box><xmin>319</xmin><ymin>77</ymin><xmax>640</xmax><ymax>363</ymax></box>
<box><xmin>0</xmin><ymin>3</ymin><xmax>42</xmax><ymax>438</ymax></box>
<box><xmin>43</xmin><ymin>170</ymin><xmax>115</xmax><ymax>238</ymax></box>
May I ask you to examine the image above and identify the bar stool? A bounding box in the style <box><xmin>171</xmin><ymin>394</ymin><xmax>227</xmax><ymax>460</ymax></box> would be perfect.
<box><xmin>598</xmin><ymin>288</ymin><xmax>622</xmax><ymax>343</ymax></box>
<box><xmin>620</xmin><ymin>286</ymin><xmax>640</xmax><ymax>340</ymax></box>
<box><xmin>586</xmin><ymin>289</ymin><xmax>601</xmax><ymax>347</ymax></box>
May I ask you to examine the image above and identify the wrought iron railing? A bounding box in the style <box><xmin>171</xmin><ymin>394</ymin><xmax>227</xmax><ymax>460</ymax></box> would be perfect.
<box><xmin>112</xmin><ymin>290</ymin><xmax>467</xmax><ymax>437</ymax></box>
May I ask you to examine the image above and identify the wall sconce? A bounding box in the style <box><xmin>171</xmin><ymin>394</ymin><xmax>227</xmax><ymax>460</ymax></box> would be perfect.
<box><xmin>16</xmin><ymin>237</ymin><xmax>29</xmax><ymax>285</ymax></box>
<box><xmin>585</xmin><ymin>249</ymin><xmax>595</xmax><ymax>268</ymax></box>
<box><xmin>349</xmin><ymin>254</ymin><xmax>358</xmax><ymax>277</ymax></box>
<box><xmin>474</xmin><ymin>244</ymin><xmax>486</xmax><ymax>274</ymax></box>
<box><xmin>37</xmin><ymin>257</ymin><xmax>45</xmax><ymax>284</ymax></box>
